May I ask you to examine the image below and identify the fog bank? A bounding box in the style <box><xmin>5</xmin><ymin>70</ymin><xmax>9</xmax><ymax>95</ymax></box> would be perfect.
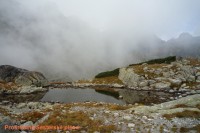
<box><xmin>0</xmin><ymin>0</ymin><xmax>200</xmax><ymax>81</ymax></box>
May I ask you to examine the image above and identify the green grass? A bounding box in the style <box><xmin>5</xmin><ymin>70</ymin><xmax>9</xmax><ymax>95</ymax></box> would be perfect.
<box><xmin>95</xmin><ymin>68</ymin><xmax>119</xmax><ymax>78</ymax></box>
<box><xmin>129</xmin><ymin>56</ymin><xmax>176</xmax><ymax>66</ymax></box>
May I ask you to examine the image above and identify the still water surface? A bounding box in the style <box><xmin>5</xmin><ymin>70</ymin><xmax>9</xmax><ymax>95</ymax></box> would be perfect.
<box><xmin>41</xmin><ymin>88</ymin><xmax>125</xmax><ymax>105</ymax></box>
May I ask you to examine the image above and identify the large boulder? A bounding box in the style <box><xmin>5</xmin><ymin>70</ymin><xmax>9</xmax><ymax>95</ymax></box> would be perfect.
<box><xmin>0</xmin><ymin>65</ymin><xmax>48</xmax><ymax>86</ymax></box>
<box><xmin>118</xmin><ymin>68</ymin><xmax>141</xmax><ymax>87</ymax></box>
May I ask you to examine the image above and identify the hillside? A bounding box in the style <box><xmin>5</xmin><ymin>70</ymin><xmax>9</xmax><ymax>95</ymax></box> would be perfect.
<box><xmin>75</xmin><ymin>56</ymin><xmax>200</xmax><ymax>91</ymax></box>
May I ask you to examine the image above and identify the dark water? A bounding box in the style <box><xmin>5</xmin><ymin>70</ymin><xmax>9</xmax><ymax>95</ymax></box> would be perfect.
<box><xmin>0</xmin><ymin>88</ymin><xmax>174</xmax><ymax>105</ymax></box>
<box><xmin>0</xmin><ymin>92</ymin><xmax>46</xmax><ymax>103</ymax></box>
<box><xmin>41</xmin><ymin>88</ymin><xmax>126</xmax><ymax>105</ymax></box>
<box><xmin>119</xmin><ymin>89</ymin><xmax>173</xmax><ymax>105</ymax></box>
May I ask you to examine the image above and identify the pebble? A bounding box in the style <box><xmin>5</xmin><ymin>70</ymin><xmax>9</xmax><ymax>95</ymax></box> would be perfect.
<box><xmin>123</xmin><ymin>116</ymin><xmax>132</xmax><ymax>121</ymax></box>
<box><xmin>17</xmin><ymin>103</ymin><xmax>26</xmax><ymax>109</ymax></box>
<box><xmin>119</xmin><ymin>95</ymin><xmax>123</xmax><ymax>99</ymax></box>
<box><xmin>2</xmin><ymin>101</ymin><xmax>10</xmax><ymax>105</ymax></box>
<box><xmin>105</xmin><ymin>111</ymin><xmax>110</xmax><ymax>114</ymax></box>
<box><xmin>169</xmin><ymin>97</ymin><xmax>174</xmax><ymax>100</ymax></box>
<box><xmin>114</xmin><ymin>113</ymin><xmax>119</xmax><ymax>117</ymax></box>
<box><xmin>190</xmin><ymin>90</ymin><xmax>196</xmax><ymax>94</ymax></box>
<box><xmin>128</xmin><ymin>123</ymin><xmax>135</xmax><ymax>128</ymax></box>
<box><xmin>142</xmin><ymin>116</ymin><xmax>147</xmax><ymax>119</ymax></box>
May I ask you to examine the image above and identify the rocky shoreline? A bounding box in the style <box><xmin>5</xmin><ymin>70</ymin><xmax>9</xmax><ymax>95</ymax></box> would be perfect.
<box><xmin>0</xmin><ymin>94</ymin><xmax>200</xmax><ymax>132</ymax></box>
<box><xmin>0</xmin><ymin>57</ymin><xmax>200</xmax><ymax>132</ymax></box>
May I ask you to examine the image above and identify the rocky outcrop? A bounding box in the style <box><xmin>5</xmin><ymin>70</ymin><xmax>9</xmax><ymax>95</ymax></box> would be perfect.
<box><xmin>118</xmin><ymin>68</ymin><xmax>142</xmax><ymax>87</ymax></box>
<box><xmin>130</xmin><ymin>94</ymin><xmax>200</xmax><ymax>116</ymax></box>
<box><xmin>0</xmin><ymin>65</ymin><xmax>48</xmax><ymax>87</ymax></box>
<box><xmin>118</xmin><ymin>57</ymin><xmax>200</xmax><ymax>90</ymax></box>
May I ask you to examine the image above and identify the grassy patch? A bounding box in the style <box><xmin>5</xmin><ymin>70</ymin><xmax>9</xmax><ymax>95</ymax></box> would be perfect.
<box><xmin>36</xmin><ymin>111</ymin><xmax>117</xmax><ymax>133</ymax></box>
<box><xmin>130</xmin><ymin>64</ymin><xmax>167</xmax><ymax>79</ymax></box>
<box><xmin>107</xmin><ymin>104</ymin><xmax>131</xmax><ymax>111</ymax></box>
<box><xmin>163</xmin><ymin>110</ymin><xmax>200</xmax><ymax>120</ymax></box>
<box><xmin>196</xmin><ymin>104</ymin><xmax>200</xmax><ymax>110</ymax></box>
<box><xmin>49</xmin><ymin>82</ymin><xmax>67</xmax><ymax>85</ymax></box>
<box><xmin>93</xmin><ymin>76</ymin><xmax>123</xmax><ymax>84</ymax></box>
<box><xmin>129</xmin><ymin>56</ymin><xmax>176</xmax><ymax>66</ymax></box>
<box><xmin>95</xmin><ymin>68</ymin><xmax>119</xmax><ymax>78</ymax></box>
<box><xmin>187</xmin><ymin>58</ymin><xmax>200</xmax><ymax>66</ymax></box>
<box><xmin>18</xmin><ymin>111</ymin><xmax>46</xmax><ymax>123</ymax></box>
<box><xmin>180</xmin><ymin>124</ymin><xmax>200</xmax><ymax>133</ymax></box>
<box><xmin>185</xmin><ymin>81</ymin><xmax>200</xmax><ymax>88</ymax></box>
<box><xmin>0</xmin><ymin>107</ymin><xmax>10</xmax><ymax>116</ymax></box>
<box><xmin>77</xmin><ymin>76</ymin><xmax>123</xmax><ymax>85</ymax></box>
<box><xmin>171</xmin><ymin>104</ymin><xmax>190</xmax><ymax>109</ymax></box>
<box><xmin>0</xmin><ymin>81</ymin><xmax>18</xmax><ymax>90</ymax></box>
<box><xmin>171</xmin><ymin>125</ymin><xmax>178</xmax><ymax>132</ymax></box>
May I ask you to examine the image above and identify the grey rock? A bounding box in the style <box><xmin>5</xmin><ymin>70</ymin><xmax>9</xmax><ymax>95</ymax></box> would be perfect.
<box><xmin>169</xmin><ymin>90</ymin><xmax>175</xmax><ymax>93</ymax></box>
<box><xmin>118</xmin><ymin>68</ymin><xmax>141</xmax><ymax>87</ymax></box>
<box><xmin>162</xmin><ymin>72</ymin><xmax>171</xmax><ymax>78</ymax></box>
<box><xmin>17</xmin><ymin>103</ymin><xmax>26</xmax><ymax>109</ymax></box>
<box><xmin>130</xmin><ymin>94</ymin><xmax>200</xmax><ymax>115</ymax></box>
<box><xmin>188</xmin><ymin>75</ymin><xmax>196</xmax><ymax>82</ymax></box>
<box><xmin>155</xmin><ymin>68</ymin><xmax>162</xmax><ymax>75</ymax></box>
<box><xmin>143</xmin><ymin>67</ymin><xmax>148</xmax><ymax>72</ymax></box>
<box><xmin>154</xmin><ymin>82</ymin><xmax>171</xmax><ymax>90</ymax></box>
<box><xmin>142</xmin><ymin>63</ymin><xmax>148</xmax><ymax>66</ymax></box>
<box><xmin>179</xmin><ymin>88</ymin><xmax>188</xmax><ymax>92</ymax></box>
<box><xmin>123</xmin><ymin>115</ymin><xmax>132</xmax><ymax>121</ymax></box>
<box><xmin>168</xmin><ymin>78</ymin><xmax>182</xmax><ymax>86</ymax></box>
<box><xmin>19</xmin><ymin>86</ymin><xmax>47</xmax><ymax>94</ymax></box>
<box><xmin>190</xmin><ymin>90</ymin><xmax>197</xmax><ymax>94</ymax></box>
<box><xmin>128</xmin><ymin>123</ymin><xmax>135</xmax><ymax>128</ymax></box>
<box><xmin>169</xmin><ymin>97</ymin><xmax>174</xmax><ymax>100</ymax></box>
<box><xmin>183</xmin><ymin>86</ymin><xmax>190</xmax><ymax>89</ymax></box>
<box><xmin>113</xmin><ymin>113</ymin><xmax>119</xmax><ymax>117</ymax></box>
<box><xmin>141</xmin><ymin>86</ymin><xmax>150</xmax><ymax>90</ymax></box>
<box><xmin>196</xmin><ymin>72</ymin><xmax>200</xmax><ymax>77</ymax></box>
<box><xmin>21</xmin><ymin>121</ymin><xmax>33</xmax><ymax>126</ymax></box>
<box><xmin>119</xmin><ymin>95</ymin><xmax>123</xmax><ymax>99</ymax></box>
<box><xmin>148</xmin><ymin>80</ymin><xmax>156</xmax><ymax>85</ymax></box>
<box><xmin>181</xmin><ymin>83</ymin><xmax>187</xmax><ymax>88</ymax></box>
<box><xmin>0</xmin><ymin>65</ymin><xmax>48</xmax><ymax>87</ymax></box>
<box><xmin>2</xmin><ymin>101</ymin><xmax>10</xmax><ymax>105</ymax></box>
<box><xmin>139</xmin><ymin>81</ymin><xmax>148</xmax><ymax>87</ymax></box>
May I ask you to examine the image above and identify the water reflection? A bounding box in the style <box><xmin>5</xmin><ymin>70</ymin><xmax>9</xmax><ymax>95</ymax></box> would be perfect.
<box><xmin>41</xmin><ymin>88</ymin><xmax>125</xmax><ymax>105</ymax></box>
<box><xmin>0</xmin><ymin>92</ymin><xmax>46</xmax><ymax>103</ymax></box>
<box><xmin>119</xmin><ymin>89</ymin><xmax>172</xmax><ymax>105</ymax></box>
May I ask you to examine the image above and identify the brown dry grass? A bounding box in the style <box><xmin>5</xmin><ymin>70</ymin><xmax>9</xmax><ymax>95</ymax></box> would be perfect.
<box><xmin>107</xmin><ymin>104</ymin><xmax>131</xmax><ymax>110</ymax></box>
<box><xmin>35</xmin><ymin>110</ymin><xmax>117</xmax><ymax>133</ymax></box>
<box><xmin>185</xmin><ymin>81</ymin><xmax>200</xmax><ymax>88</ymax></box>
<box><xmin>77</xmin><ymin>76</ymin><xmax>123</xmax><ymax>85</ymax></box>
<box><xmin>187</xmin><ymin>58</ymin><xmax>200</xmax><ymax>66</ymax></box>
<box><xmin>0</xmin><ymin>81</ymin><xmax>18</xmax><ymax>90</ymax></box>
<box><xmin>163</xmin><ymin>110</ymin><xmax>200</xmax><ymax>120</ymax></box>
<box><xmin>130</xmin><ymin>63</ymin><xmax>167</xmax><ymax>79</ymax></box>
<box><xmin>18</xmin><ymin>111</ymin><xmax>46</xmax><ymax>123</ymax></box>
<box><xmin>180</xmin><ymin>124</ymin><xmax>200</xmax><ymax>133</ymax></box>
<box><xmin>49</xmin><ymin>82</ymin><xmax>67</xmax><ymax>85</ymax></box>
<box><xmin>172</xmin><ymin>104</ymin><xmax>190</xmax><ymax>109</ymax></box>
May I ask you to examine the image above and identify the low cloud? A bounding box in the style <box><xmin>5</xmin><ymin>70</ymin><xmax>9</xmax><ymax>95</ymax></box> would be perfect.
<box><xmin>0</xmin><ymin>0</ymin><xmax>200</xmax><ymax>81</ymax></box>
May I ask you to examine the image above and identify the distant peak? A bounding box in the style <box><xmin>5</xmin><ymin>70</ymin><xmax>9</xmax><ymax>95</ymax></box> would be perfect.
<box><xmin>179</xmin><ymin>32</ymin><xmax>193</xmax><ymax>39</ymax></box>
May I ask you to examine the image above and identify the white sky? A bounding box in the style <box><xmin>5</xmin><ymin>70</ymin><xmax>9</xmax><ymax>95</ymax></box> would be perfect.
<box><xmin>19</xmin><ymin>0</ymin><xmax>200</xmax><ymax>40</ymax></box>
